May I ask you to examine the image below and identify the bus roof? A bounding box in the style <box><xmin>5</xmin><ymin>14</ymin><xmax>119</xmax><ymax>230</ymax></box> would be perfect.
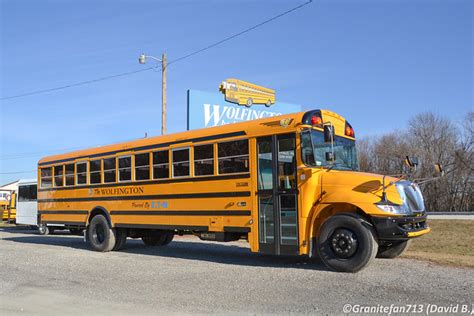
<box><xmin>38</xmin><ymin>109</ymin><xmax>351</xmax><ymax>166</ymax></box>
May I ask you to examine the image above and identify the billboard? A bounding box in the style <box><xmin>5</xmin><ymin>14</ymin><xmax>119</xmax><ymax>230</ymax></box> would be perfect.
<box><xmin>219</xmin><ymin>78</ymin><xmax>275</xmax><ymax>107</ymax></box>
<box><xmin>187</xmin><ymin>90</ymin><xmax>302</xmax><ymax>130</ymax></box>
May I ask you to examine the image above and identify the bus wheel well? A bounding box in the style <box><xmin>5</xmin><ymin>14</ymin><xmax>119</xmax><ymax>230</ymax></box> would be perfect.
<box><xmin>88</xmin><ymin>207</ymin><xmax>112</xmax><ymax>227</ymax></box>
<box><xmin>309</xmin><ymin>204</ymin><xmax>374</xmax><ymax>257</ymax></box>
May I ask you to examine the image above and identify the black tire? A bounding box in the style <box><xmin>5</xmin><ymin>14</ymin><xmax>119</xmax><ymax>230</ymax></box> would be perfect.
<box><xmin>377</xmin><ymin>240</ymin><xmax>411</xmax><ymax>259</ymax></box>
<box><xmin>142</xmin><ymin>231</ymin><xmax>173</xmax><ymax>246</ymax></box>
<box><xmin>112</xmin><ymin>228</ymin><xmax>127</xmax><ymax>251</ymax></box>
<box><xmin>69</xmin><ymin>228</ymin><xmax>83</xmax><ymax>235</ymax></box>
<box><xmin>265</xmin><ymin>99</ymin><xmax>272</xmax><ymax>107</ymax></box>
<box><xmin>162</xmin><ymin>232</ymin><xmax>174</xmax><ymax>246</ymax></box>
<box><xmin>245</xmin><ymin>98</ymin><xmax>253</xmax><ymax>107</ymax></box>
<box><xmin>317</xmin><ymin>214</ymin><xmax>378</xmax><ymax>273</ymax></box>
<box><xmin>86</xmin><ymin>215</ymin><xmax>116</xmax><ymax>252</ymax></box>
<box><xmin>38</xmin><ymin>224</ymin><xmax>49</xmax><ymax>235</ymax></box>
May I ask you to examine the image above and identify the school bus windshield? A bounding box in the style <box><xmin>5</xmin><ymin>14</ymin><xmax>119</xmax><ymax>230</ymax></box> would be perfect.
<box><xmin>301</xmin><ymin>130</ymin><xmax>359</xmax><ymax>171</ymax></box>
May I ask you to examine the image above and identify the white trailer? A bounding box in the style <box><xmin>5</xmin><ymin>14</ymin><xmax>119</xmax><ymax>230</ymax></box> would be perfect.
<box><xmin>16</xmin><ymin>179</ymin><xmax>74</xmax><ymax>235</ymax></box>
<box><xmin>15</xmin><ymin>179</ymin><xmax>37</xmax><ymax>226</ymax></box>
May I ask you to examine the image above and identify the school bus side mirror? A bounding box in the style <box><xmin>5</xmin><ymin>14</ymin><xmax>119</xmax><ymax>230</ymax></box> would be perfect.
<box><xmin>325</xmin><ymin>152</ymin><xmax>335</xmax><ymax>162</ymax></box>
<box><xmin>404</xmin><ymin>156</ymin><xmax>419</xmax><ymax>168</ymax></box>
<box><xmin>323</xmin><ymin>125</ymin><xmax>334</xmax><ymax>143</ymax></box>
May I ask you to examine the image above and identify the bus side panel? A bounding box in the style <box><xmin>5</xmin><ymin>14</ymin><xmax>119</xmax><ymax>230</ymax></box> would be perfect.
<box><xmin>38</xmin><ymin>176</ymin><xmax>254</xmax><ymax>234</ymax></box>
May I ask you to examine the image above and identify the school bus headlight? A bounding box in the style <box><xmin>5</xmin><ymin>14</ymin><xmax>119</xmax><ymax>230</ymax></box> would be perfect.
<box><xmin>375</xmin><ymin>203</ymin><xmax>409</xmax><ymax>215</ymax></box>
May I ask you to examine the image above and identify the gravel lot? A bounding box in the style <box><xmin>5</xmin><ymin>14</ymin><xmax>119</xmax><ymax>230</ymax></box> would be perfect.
<box><xmin>1</xmin><ymin>227</ymin><xmax>472</xmax><ymax>315</ymax></box>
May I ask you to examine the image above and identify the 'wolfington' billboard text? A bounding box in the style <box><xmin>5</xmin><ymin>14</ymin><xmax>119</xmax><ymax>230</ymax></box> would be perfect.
<box><xmin>187</xmin><ymin>90</ymin><xmax>302</xmax><ymax>130</ymax></box>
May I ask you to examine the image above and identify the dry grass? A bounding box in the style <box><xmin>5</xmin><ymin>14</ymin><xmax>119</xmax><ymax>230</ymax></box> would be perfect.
<box><xmin>402</xmin><ymin>220</ymin><xmax>474</xmax><ymax>268</ymax></box>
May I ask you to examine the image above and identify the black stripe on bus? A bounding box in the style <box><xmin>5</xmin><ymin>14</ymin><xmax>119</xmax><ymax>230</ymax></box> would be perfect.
<box><xmin>38</xmin><ymin>131</ymin><xmax>247</xmax><ymax>166</ymax></box>
<box><xmin>110</xmin><ymin>210</ymin><xmax>251</xmax><ymax>216</ymax></box>
<box><xmin>224</xmin><ymin>226</ymin><xmax>251</xmax><ymax>233</ymax></box>
<box><xmin>38</xmin><ymin>173</ymin><xmax>250</xmax><ymax>192</ymax></box>
<box><xmin>37</xmin><ymin>191</ymin><xmax>251</xmax><ymax>203</ymax></box>
<box><xmin>38</xmin><ymin>210</ymin><xmax>88</xmax><ymax>215</ymax></box>
<box><xmin>115</xmin><ymin>223</ymin><xmax>209</xmax><ymax>231</ymax></box>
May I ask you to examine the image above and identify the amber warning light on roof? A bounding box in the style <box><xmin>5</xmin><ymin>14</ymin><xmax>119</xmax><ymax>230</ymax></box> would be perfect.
<box><xmin>219</xmin><ymin>78</ymin><xmax>276</xmax><ymax>108</ymax></box>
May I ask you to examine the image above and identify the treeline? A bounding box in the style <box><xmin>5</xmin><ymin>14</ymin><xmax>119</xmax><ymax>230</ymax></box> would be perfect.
<box><xmin>357</xmin><ymin>112</ymin><xmax>473</xmax><ymax>212</ymax></box>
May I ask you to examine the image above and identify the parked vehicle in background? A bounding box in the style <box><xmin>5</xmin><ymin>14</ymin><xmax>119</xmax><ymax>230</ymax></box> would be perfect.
<box><xmin>15</xmin><ymin>179</ymin><xmax>80</xmax><ymax>235</ymax></box>
<box><xmin>1</xmin><ymin>190</ymin><xmax>15</xmax><ymax>223</ymax></box>
<box><xmin>15</xmin><ymin>179</ymin><xmax>37</xmax><ymax>227</ymax></box>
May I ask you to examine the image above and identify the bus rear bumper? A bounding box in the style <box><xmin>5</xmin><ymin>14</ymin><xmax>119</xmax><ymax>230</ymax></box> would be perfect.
<box><xmin>371</xmin><ymin>214</ymin><xmax>430</xmax><ymax>241</ymax></box>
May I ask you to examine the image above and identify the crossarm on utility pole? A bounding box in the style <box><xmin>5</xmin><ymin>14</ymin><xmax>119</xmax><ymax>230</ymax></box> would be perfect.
<box><xmin>162</xmin><ymin>53</ymin><xmax>167</xmax><ymax>135</ymax></box>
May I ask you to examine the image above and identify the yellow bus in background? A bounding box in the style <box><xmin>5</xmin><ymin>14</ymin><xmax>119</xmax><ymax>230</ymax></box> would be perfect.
<box><xmin>8</xmin><ymin>191</ymin><xmax>17</xmax><ymax>223</ymax></box>
<box><xmin>219</xmin><ymin>78</ymin><xmax>275</xmax><ymax>107</ymax></box>
<box><xmin>0</xmin><ymin>192</ymin><xmax>8</xmax><ymax>221</ymax></box>
<box><xmin>37</xmin><ymin>109</ymin><xmax>430</xmax><ymax>272</ymax></box>
<box><xmin>1</xmin><ymin>190</ymin><xmax>16</xmax><ymax>223</ymax></box>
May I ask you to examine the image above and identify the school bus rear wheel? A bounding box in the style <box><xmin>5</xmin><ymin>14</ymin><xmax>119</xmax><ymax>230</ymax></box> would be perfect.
<box><xmin>142</xmin><ymin>231</ymin><xmax>174</xmax><ymax>246</ymax></box>
<box><xmin>265</xmin><ymin>99</ymin><xmax>272</xmax><ymax>107</ymax></box>
<box><xmin>87</xmin><ymin>214</ymin><xmax>116</xmax><ymax>252</ymax></box>
<box><xmin>317</xmin><ymin>214</ymin><xmax>378</xmax><ymax>273</ymax></box>
<box><xmin>112</xmin><ymin>228</ymin><xmax>127</xmax><ymax>251</ymax></box>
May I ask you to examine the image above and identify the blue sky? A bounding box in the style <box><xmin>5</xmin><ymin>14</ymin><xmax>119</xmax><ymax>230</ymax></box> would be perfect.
<box><xmin>0</xmin><ymin>0</ymin><xmax>472</xmax><ymax>184</ymax></box>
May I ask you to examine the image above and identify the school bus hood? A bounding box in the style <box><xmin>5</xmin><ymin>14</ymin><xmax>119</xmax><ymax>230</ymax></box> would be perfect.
<box><xmin>320</xmin><ymin>170</ymin><xmax>404</xmax><ymax>205</ymax></box>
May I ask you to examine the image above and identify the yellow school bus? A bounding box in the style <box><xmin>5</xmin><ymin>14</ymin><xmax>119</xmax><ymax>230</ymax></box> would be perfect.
<box><xmin>0</xmin><ymin>200</ymin><xmax>8</xmax><ymax>221</ymax></box>
<box><xmin>219</xmin><ymin>78</ymin><xmax>275</xmax><ymax>107</ymax></box>
<box><xmin>37</xmin><ymin>109</ymin><xmax>430</xmax><ymax>272</ymax></box>
<box><xmin>8</xmin><ymin>191</ymin><xmax>17</xmax><ymax>223</ymax></box>
<box><xmin>1</xmin><ymin>190</ymin><xmax>16</xmax><ymax>222</ymax></box>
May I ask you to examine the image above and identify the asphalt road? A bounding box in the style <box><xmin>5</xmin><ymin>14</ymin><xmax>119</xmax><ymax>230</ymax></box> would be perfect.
<box><xmin>1</xmin><ymin>227</ymin><xmax>472</xmax><ymax>315</ymax></box>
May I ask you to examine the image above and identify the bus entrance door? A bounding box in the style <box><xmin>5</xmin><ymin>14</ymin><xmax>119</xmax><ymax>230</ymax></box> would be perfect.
<box><xmin>257</xmin><ymin>134</ymin><xmax>299</xmax><ymax>255</ymax></box>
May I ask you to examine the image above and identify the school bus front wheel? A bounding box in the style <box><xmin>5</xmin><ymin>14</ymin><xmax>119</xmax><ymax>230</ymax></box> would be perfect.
<box><xmin>317</xmin><ymin>213</ymin><xmax>378</xmax><ymax>273</ymax></box>
<box><xmin>376</xmin><ymin>240</ymin><xmax>411</xmax><ymax>259</ymax></box>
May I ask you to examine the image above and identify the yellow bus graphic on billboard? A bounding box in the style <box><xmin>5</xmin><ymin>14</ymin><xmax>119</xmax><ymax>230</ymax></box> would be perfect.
<box><xmin>219</xmin><ymin>78</ymin><xmax>275</xmax><ymax>107</ymax></box>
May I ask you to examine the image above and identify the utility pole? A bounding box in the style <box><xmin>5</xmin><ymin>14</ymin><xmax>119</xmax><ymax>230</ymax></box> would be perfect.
<box><xmin>138</xmin><ymin>53</ymin><xmax>168</xmax><ymax>135</ymax></box>
<box><xmin>161</xmin><ymin>53</ymin><xmax>167</xmax><ymax>135</ymax></box>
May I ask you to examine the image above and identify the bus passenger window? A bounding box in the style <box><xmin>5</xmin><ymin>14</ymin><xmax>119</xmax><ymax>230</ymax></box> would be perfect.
<box><xmin>172</xmin><ymin>148</ymin><xmax>190</xmax><ymax>177</ymax></box>
<box><xmin>90</xmin><ymin>160</ymin><xmax>102</xmax><ymax>184</ymax></box>
<box><xmin>218</xmin><ymin>140</ymin><xmax>249</xmax><ymax>174</ymax></box>
<box><xmin>135</xmin><ymin>153</ymin><xmax>150</xmax><ymax>180</ymax></box>
<box><xmin>40</xmin><ymin>167</ymin><xmax>52</xmax><ymax>188</ymax></box>
<box><xmin>65</xmin><ymin>164</ymin><xmax>74</xmax><ymax>186</ymax></box>
<box><xmin>104</xmin><ymin>158</ymin><xmax>116</xmax><ymax>183</ymax></box>
<box><xmin>76</xmin><ymin>162</ymin><xmax>87</xmax><ymax>185</ymax></box>
<box><xmin>118</xmin><ymin>156</ymin><xmax>132</xmax><ymax>182</ymax></box>
<box><xmin>153</xmin><ymin>151</ymin><xmax>169</xmax><ymax>179</ymax></box>
<box><xmin>194</xmin><ymin>144</ymin><xmax>214</xmax><ymax>176</ymax></box>
<box><xmin>54</xmin><ymin>165</ymin><xmax>64</xmax><ymax>187</ymax></box>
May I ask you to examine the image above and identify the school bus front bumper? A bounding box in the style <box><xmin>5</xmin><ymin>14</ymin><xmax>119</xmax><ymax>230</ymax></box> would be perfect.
<box><xmin>371</xmin><ymin>214</ymin><xmax>430</xmax><ymax>241</ymax></box>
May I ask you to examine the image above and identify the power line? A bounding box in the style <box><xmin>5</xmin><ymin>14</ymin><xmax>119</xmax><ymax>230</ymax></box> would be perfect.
<box><xmin>0</xmin><ymin>136</ymin><xmax>144</xmax><ymax>161</ymax></box>
<box><xmin>1</xmin><ymin>1</ymin><xmax>312</xmax><ymax>101</ymax></box>
<box><xmin>1</xmin><ymin>67</ymin><xmax>156</xmax><ymax>101</ymax></box>
<box><xmin>0</xmin><ymin>170</ymin><xmax>36</xmax><ymax>175</ymax></box>
<box><xmin>169</xmin><ymin>0</ymin><xmax>313</xmax><ymax>65</ymax></box>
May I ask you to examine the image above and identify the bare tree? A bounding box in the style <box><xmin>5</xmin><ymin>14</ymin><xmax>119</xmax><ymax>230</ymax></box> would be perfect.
<box><xmin>357</xmin><ymin>111</ymin><xmax>472</xmax><ymax>212</ymax></box>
